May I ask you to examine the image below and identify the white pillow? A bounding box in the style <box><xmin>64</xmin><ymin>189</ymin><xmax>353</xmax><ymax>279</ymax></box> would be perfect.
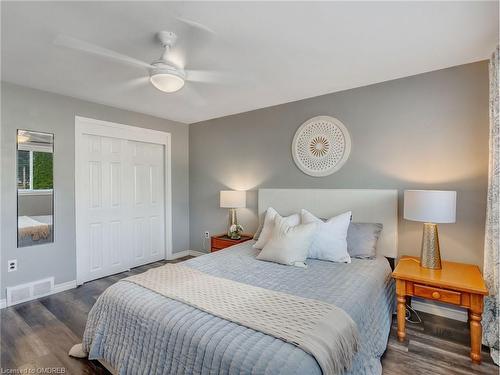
<box><xmin>301</xmin><ymin>209</ymin><xmax>352</xmax><ymax>263</ymax></box>
<box><xmin>253</xmin><ymin>207</ymin><xmax>300</xmax><ymax>249</ymax></box>
<box><xmin>257</xmin><ymin>215</ymin><xmax>317</xmax><ymax>266</ymax></box>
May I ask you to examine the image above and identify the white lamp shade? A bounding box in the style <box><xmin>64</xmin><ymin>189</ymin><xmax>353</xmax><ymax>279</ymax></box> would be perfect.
<box><xmin>404</xmin><ymin>190</ymin><xmax>457</xmax><ymax>223</ymax></box>
<box><xmin>220</xmin><ymin>190</ymin><xmax>246</xmax><ymax>208</ymax></box>
<box><xmin>150</xmin><ymin>73</ymin><xmax>185</xmax><ymax>93</ymax></box>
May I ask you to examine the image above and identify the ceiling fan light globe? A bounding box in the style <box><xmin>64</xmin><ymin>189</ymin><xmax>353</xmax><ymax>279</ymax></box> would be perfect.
<box><xmin>150</xmin><ymin>73</ymin><xmax>185</xmax><ymax>93</ymax></box>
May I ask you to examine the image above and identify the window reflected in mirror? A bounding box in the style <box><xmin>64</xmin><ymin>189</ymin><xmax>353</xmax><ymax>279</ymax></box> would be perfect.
<box><xmin>17</xmin><ymin>130</ymin><xmax>54</xmax><ymax>247</ymax></box>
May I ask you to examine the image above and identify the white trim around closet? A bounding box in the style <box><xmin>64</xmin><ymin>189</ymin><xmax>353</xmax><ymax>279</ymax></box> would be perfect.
<box><xmin>74</xmin><ymin>116</ymin><xmax>173</xmax><ymax>285</ymax></box>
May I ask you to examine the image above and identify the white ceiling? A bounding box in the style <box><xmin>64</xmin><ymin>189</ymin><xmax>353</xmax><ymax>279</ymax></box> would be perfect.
<box><xmin>2</xmin><ymin>1</ymin><xmax>498</xmax><ymax>124</ymax></box>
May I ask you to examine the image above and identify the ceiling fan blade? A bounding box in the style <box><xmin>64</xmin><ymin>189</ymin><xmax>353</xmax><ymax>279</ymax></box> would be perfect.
<box><xmin>175</xmin><ymin>16</ymin><xmax>215</xmax><ymax>37</ymax></box>
<box><xmin>54</xmin><ymin>34</ymin><xmax>153</xmax><ymax>70</ymax></box>
<box><xmin>185</xmin><ymin>69</ymin><xmax>240</xmax><ymax>85</ymax></box>
<box><xmin>167</xmin><ymin>16</ymin><xmax>216</xmax><ymax>69</ymax></box>
<box><xmin>119</xmin><ymin>76</ymin><xmax>150</xmax><ymax>90</ymax></box>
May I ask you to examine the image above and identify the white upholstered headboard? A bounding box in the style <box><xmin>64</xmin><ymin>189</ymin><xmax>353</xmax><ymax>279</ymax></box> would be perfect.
<box><xmin>258</xmin><ymin>189</ymin><xmax>398</xmax><ymax>258</ymax></box>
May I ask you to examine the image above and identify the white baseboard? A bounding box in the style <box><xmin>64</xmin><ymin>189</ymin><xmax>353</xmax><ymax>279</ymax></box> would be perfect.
<box><xmin>411</xmin><ymin>298</ymin><xmax>468</xmax><ymax>322</ymax></box>
<box><xmin>188</xmin><ymin>250</ymin><xmax>207</xmax><ymax>257</ymax></box>
<box><xmin>167</xmin><ymin>250</ymin><xmax>207</xmax><ymax>260</ymax></box>
<box><xmin>53</xmin><ymin>280</ymin><xmax>78</xmax><ymax>294</ymax></box>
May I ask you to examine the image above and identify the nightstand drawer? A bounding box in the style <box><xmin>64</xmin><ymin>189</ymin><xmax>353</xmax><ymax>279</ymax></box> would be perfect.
<box><xmin>212</xmin><ymin>238</ymin><xmax>236</xmax><ymax>249</ymax></box>
<box><xmin>210</xmin><ymin>234</ymin><xmax>253</xmax><ymax>253</ymax></box>
<box><xmin>414</xmin><ymin>284</ymin><xmax>461</xmax><ymax>305</ymax></box>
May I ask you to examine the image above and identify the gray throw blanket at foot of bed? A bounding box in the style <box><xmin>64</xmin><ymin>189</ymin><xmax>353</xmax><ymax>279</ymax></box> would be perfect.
<box><xmin>71</xmin><ymin>263</ymin><xmax>360</xmax><ymax>374</ymax></box>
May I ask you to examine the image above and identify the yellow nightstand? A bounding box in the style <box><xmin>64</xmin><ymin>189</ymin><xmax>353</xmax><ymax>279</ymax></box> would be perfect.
<box><xmin>392</xmin><ymin>256</ymin><xmax>488</xmax><ymax>364</ymax></box>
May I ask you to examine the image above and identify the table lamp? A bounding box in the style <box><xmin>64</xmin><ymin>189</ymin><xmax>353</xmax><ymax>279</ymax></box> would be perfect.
<box><xmin>403</xmin><ymin>190</ymin><xmax>457</xmax><ymax>269</ymax></box>
<box><xmin>220</xmin><ymin>190</ymin><xmax>246</xmax><ymax>238</ymax></box>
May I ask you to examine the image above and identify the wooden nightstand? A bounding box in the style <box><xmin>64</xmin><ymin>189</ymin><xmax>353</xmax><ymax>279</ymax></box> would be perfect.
<box><xmin>392</xmin><ymin>256</ymin><xmax>488</xmax><ymax>364</ymax></box>
<box><xmin>210</xmin><ymin>234</ymin><xmax>253</xmax><ymax>252</ymax></box>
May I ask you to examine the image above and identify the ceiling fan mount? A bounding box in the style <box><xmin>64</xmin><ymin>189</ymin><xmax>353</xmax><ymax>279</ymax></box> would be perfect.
<box><xmin>157</xmin><ymin>30</ymin><xmax>177</xmax><ymax>49</ymax></box>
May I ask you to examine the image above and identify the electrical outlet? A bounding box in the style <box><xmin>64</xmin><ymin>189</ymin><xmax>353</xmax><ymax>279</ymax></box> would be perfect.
<box><xmin>204</xmin><ymin>231</ymin><xmax>210</xmax><ymax>239</ymax></box>
<box><xmin>8</xmin><ymin>259</ymin><xmax>17</xmax><ymax>272</ymax></box>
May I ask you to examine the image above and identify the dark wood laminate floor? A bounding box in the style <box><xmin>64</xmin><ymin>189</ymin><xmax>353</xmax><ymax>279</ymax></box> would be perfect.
<box><xmin>382</xmin><ymin>310</ymin><xmax>496</xmax><ymax>374</ymax></box>
<box><xmin>0</xmin><ymin>258</ymin><xmax>189</xmax><ymax>374</ymax></box>
<box><xmin>1</xmin><ymin>258</ymin><xmax>497</xmax><ymax>374</ymax></box>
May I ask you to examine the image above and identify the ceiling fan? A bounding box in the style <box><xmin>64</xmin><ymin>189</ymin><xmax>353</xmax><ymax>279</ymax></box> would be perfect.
<box><xmin>54</xmin><ymin>19</ymin><xmax>222</xmax><ymax>94</ymax></box>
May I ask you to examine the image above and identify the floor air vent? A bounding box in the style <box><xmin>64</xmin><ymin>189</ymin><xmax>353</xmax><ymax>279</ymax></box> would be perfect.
<box><xmin>6</xmin><ymin>277</ymin><xmax>55</xmax><ymax>306</ymax></box>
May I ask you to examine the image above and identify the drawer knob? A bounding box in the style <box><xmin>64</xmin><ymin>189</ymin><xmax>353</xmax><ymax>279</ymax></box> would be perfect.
<box><xmin>432</xmin><ymin>291</ymin><xmax>441</xmax><ymax>299</ymax></box>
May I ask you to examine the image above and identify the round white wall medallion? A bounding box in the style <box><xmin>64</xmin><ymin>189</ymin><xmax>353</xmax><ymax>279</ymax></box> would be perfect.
<box><xmin>292</xmin><ymin>116</ymin><xmax>351</xmax><ymax>177</ymax></box>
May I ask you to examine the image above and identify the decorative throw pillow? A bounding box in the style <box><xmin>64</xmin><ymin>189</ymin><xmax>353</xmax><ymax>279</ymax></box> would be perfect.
<box><xmin>347</xmin><ymin>223</ymin><xmax>383</xmax><ymax>258</ymax></box>
<box><xmin>253</xmin><ymin>210</ymin><xmax>266</xmax><ymax>240</ymax></box>
<box><xmin>253</xmin><ymin>207</ymin><xmax>300</xmax><ymax>249</ymax></box>
<box><xmin>301</xmin><ymin>209</ymin><xmax>352</xmax><ymax>263</ymax></box>
<box><xmin>257</xmin><ymin>215</ymin><xmax>317</xmax><ymax>266</ymax></box>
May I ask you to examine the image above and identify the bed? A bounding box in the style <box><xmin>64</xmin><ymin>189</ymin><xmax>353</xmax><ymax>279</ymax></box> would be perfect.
<box><xmin>80</xmin><ymin>189</ymin><xmax>398</xmax><ymax>375</ymax></box>
<box><xmin>17</xmin><ymin>214</ymin><xmax>53</xmax><ymax>246</ymax></box>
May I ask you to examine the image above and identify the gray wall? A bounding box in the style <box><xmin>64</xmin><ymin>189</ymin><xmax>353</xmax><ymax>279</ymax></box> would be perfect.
<box><xmin>18</xmin><ymin>194</ymin><xmax>53</xmax><ymax>216</ymax></box>
<box><xmin>190</xmin><ymin>62</ymin><xmax>489</xmax><ymax>267</ymax></box>
<box><xmin>1</xmin><ymin>82</ymin><xmax>190</xmax><ymax>298</ymax></box>
<box><xmin>0</xmin><ymin>61</ymin><xmax>490</xmax><ymax>300</ymax></box>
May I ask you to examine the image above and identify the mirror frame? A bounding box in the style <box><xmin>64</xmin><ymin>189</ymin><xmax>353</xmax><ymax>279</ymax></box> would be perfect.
<box><xmin>16</xmin><ymin>129</ymin><xmax>55</xmax><ymax>248</ymax></box>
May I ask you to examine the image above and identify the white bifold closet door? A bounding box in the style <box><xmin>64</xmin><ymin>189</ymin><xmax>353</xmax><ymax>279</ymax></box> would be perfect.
<box><xmin>79</xmin><ymin>134</ymin><xmax>165</xmax><ymax>283</ymax></box>
<box><xmin>129</xmin><ymin>140</ymin><xmax>165</xmax><ymax>268</ymax></box>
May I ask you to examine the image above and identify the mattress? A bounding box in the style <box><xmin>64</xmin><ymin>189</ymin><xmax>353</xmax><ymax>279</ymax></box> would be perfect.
<box><xmin>83</xmin><ymin>241</ymin><xmax>395</xmax><ymax>374</ymax></box>
<box><xmin>17</xmin><ymin>214</ymin><xmax>53</xmax><ymax>246</ymax></box>
<box><xmin>29</xmin><ymin>215</ymin><xmax>53</xmax><ymax>225</ymax></box>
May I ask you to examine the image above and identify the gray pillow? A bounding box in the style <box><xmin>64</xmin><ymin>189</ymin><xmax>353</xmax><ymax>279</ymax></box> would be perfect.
<box><xmin>347</xmin><ymin>223</ymin><xmax>383</xmax><ymax>258</ymax></box>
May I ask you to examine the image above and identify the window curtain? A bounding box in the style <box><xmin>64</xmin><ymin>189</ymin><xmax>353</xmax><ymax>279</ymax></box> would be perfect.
<box><xmin>483</xmin><ymin>45</ymin><xmax>500</xmax><ymax>365</ymax></box>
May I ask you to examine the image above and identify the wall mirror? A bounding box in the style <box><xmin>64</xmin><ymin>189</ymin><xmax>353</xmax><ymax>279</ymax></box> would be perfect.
<box><xmin>17</xmin><ymin>130</ymin><xmax>54</xmax><ymax>247</ymax></box>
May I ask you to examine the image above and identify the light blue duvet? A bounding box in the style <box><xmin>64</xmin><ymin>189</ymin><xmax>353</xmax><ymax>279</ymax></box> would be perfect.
<box><xmin>83</xmin><ymin>241</ymin><xmax>394</xmax><ymax>374</ymax></box>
